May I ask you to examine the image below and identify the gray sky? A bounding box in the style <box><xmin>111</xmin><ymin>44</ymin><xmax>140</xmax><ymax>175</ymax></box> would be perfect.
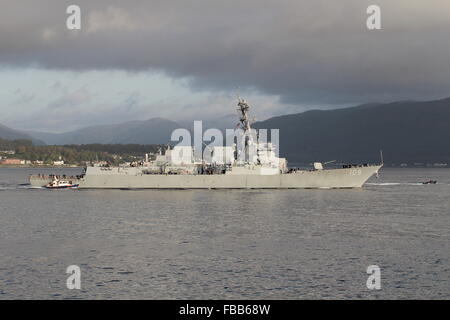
<box><xmin>1</xmin><ymin>0</ymin><xmax>449</xmax><ymax>131</ymax></box>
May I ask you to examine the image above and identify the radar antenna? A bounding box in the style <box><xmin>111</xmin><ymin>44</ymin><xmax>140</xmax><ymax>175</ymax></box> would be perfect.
<box><xmin>237</xmin><ymin>98</ymin><xmax>252</xmax><ymax>132</ymax></box>
<box><xmin>235</xmin><ymin>98</ymin><xmax>258</xmax><ymax>165</ymax></box>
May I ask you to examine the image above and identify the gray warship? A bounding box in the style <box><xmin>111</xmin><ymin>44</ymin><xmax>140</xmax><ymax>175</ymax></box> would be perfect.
<box><xmin>30</xmin><ymin>99</ymin><xmax>382</xmax><ymax>189</ymax></box>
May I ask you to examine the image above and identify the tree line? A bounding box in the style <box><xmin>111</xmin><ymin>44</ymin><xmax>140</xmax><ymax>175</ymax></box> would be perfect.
<box><xmin>0</xmin><ymin>138</ymin><xmax>162</xmax><ymax>165</ymax></box>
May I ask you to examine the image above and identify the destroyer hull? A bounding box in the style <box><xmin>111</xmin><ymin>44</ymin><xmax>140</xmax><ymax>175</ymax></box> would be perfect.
<box><xmin>78</xmin><ymin>165</ymin><xmax>382</xmax><ymax>189</ymax></box>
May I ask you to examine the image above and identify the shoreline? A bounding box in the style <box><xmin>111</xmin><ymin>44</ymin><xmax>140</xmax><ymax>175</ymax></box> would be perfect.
<box><xmin>0</xmin><ymin>164</ymin><xmax>448</xmax><ymax>169</ymax></box>
<box><xmin>0</xmin><ymin>165</ymin><xmax>82</xmax><ymax>168</ymax></box>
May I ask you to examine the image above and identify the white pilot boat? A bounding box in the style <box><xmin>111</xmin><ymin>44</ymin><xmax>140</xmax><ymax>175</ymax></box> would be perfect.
<box><xmin>45</xmin><ymin>177</ymin><xmax>79</xmax><ymax>189</ymax></box>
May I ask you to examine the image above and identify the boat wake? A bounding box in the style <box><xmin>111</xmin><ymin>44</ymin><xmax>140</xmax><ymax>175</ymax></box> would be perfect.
<box><xmin>0</xmin><ymin>184</ymin><xmax>43</xmax><ymax>191</ymax></box>
<box><xmin>367</xmin><ymin>182</ymin><xmax>428</xmax><ymax>186</ymax></box>
<box><xmin>0</xmin><ymin>185</ymin><xmax>19</xmax><ymax>191</ymax></box>
<box><xmin>19</xmin><ymin>185</ymin><xmax>43</xmax><ymax>189</ymax></box>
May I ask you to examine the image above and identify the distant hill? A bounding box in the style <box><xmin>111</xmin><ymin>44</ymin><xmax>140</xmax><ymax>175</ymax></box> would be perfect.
<box><xmin>28</xmin><ymin>118</ymin><xmax>182</xmax><ymax>145</ymax></box>
<box><xmin>178</xmin><ymin>114</ymin><xmax>238</xmax><ymax>132</ymax></box>
<box><xmin>253</xmin><ymin>98</ymin><xmax>450</xmax><ymax>164</ymax></box>
<box><xmin>13</xmin><ymin>97</ymin><xmax>450</xmax><ymax>164</ymax></box>
<box><xmin>0</xmin><ymin>123</ymin><xmax>45</xmax><ymax>145</ymax></box>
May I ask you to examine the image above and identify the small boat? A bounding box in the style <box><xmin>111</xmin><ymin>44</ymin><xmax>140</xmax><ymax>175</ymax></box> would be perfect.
<box><xmin>45</xmin><ymin>177</ymin><xmax>79</xmax><ymax>189</ymax></box>
<box><xmin>422</xmin><ymin>180</ymin><xmax>437</xmax><ymax>185</ymax></box>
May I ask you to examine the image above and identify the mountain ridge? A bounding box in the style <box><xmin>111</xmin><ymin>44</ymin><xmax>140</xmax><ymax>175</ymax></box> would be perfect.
<box><xmin>2</xmin><ymin>98</ymin><xmax>450</xmax><ymax>163</ymax></box>
<box><xmin>25</xmin><ymin>117</ymin><xmax>182</xmax><ymax>145</ymax></box>
<box><xmin>0</xmin><ymin>123</ymin><xmax>45</xmax><ymax>145</ymax></box>
<box><xmin>253</xmin><ymin>98</ymin><xmax>450</xmax><ymax>163</ymax></box>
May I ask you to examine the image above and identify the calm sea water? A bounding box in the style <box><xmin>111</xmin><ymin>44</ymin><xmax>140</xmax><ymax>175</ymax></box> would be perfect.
<box><xmin>0</xmin><ymin>167</ymin><xmax>448</xmax><ymax>299</ymax></box>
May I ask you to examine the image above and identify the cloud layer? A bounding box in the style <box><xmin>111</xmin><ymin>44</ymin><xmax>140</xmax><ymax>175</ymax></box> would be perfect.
<box><xmin>1</xmin><ymin>0</ymin><xmax>450</xmax><ymax>108</ymax></box>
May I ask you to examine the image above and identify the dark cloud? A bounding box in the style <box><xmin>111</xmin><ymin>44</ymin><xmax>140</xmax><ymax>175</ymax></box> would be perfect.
<box><xmin>1</xmin><ymin>0</ymin><xmax>450</xmax><ymax>106</ymax></box>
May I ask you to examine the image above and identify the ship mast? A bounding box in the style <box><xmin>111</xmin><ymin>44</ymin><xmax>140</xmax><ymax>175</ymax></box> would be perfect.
<box><xmin>236</xmin><ymin>98</ymin><xmax>258</xmax><ymax>164</ymax></box>
<box><xmin>237</xmin><ymin>98</ymin><xmax>252</xmax><ymax>133</ymax></box>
